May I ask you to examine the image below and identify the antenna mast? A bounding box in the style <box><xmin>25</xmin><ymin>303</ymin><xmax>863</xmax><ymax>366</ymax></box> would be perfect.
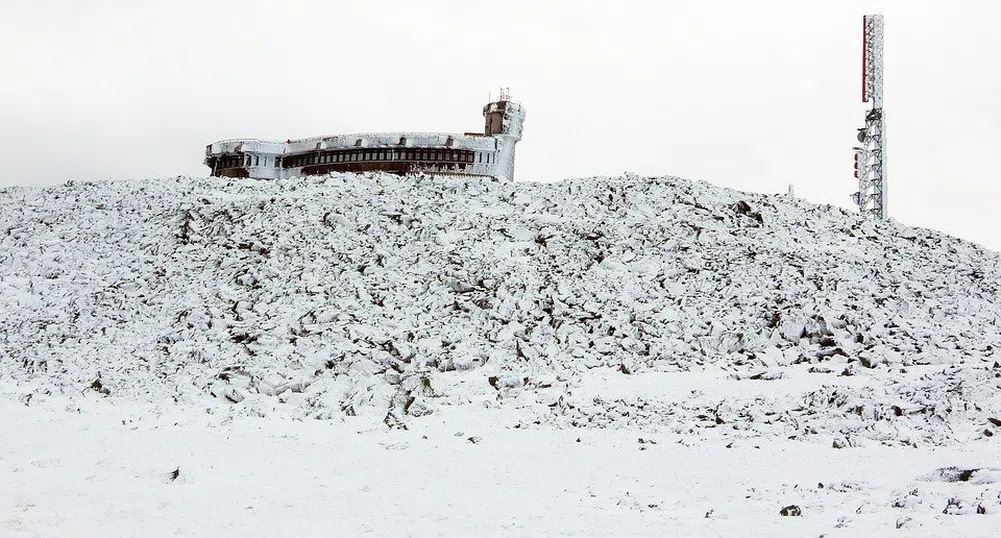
<box><xmin>852</xmin><ymin>14</ymin><xmax>887</xmax><ymax>219</ymax></box>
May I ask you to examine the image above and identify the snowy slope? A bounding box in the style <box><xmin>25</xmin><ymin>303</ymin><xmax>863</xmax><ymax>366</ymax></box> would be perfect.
<box><xmin>2</xmin><ymin>173</ymin><xmax>1000</xmax><ymax>445</ymax></box>
<box><xmin>3</xmin><ymin>172</ymin><xmax>1001</xmax><ymax>536</ymax></box>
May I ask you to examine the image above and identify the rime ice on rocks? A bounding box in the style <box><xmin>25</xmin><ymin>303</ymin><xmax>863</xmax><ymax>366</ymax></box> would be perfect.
<box><xmin>1</xmin><ymin>173</ymin><xmax>1000</xmax><ymax>446</ymax></box>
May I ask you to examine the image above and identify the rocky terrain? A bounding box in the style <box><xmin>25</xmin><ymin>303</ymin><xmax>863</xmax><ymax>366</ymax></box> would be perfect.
<box><xmin>2</xmin><ymin>173</ymin><xmax>1000</xmax><ymax>445</ymax></box>
<box><xmin>4</xmin><ymin>173</ymin><xmax>1001</xmax><ymax>536</ymax></box>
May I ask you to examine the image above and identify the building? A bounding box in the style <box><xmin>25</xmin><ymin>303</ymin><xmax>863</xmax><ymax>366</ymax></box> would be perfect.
<box><xmin>204</xmin><ymin>92</ymin><xmax>525</xmax><ymax>181</ymax></box>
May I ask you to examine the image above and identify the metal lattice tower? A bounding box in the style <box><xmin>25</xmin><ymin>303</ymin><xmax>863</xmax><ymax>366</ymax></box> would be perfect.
<box><xmin>852</xmin><ymin>14</ymin><xmax>887</xmax><ymax>219</ymax></box>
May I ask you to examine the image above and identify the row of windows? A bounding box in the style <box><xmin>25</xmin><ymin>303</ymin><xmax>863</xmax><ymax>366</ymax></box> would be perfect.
<box><xmin>216</xmin><ymin>148</ymin><xmax>498</xmax><ymax>170</ymax></box>
<box><xmin>216</xmin><ymin>154</ymin><xmax>262</xmax><ymax>169</ymax></box>
<box><xmin>281</xmin><ymin>148</ymin><xmax>493</xmax><ymax>169</ymax></box>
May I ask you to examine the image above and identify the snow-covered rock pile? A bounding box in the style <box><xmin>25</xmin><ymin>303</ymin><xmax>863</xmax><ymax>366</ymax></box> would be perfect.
<box><xmin>2</xmin><ymin>173</ymin><xmax>1000</xmax><ymax>445</ymax></box>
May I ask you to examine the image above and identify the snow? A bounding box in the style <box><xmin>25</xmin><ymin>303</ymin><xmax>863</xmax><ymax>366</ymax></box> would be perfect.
<box><xmin>3</xmin><ymin>401</ymin><xmax>1000</xmax><ymax>537</ymax></box>
<box><xmin>2</xmin><ymin>172</ymin><xmax>1000</xmax><ymax>536</ymax></box>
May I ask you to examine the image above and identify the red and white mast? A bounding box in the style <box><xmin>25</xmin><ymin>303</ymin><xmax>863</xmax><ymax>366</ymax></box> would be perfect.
<box><xmin>853</xmin><ymin>14</ymin><xmax>887</xmax><ymax>219</ymax></box>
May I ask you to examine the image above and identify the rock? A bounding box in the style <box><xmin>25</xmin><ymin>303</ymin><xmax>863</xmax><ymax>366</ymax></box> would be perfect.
<box><xmin>942</xmin><ymin>497</ymin><xmax>969</xmax><ymax>515</ymax></box>
<box><xmin>89</xmin><ymin>378</ymin><xmax>111</xmax><ymax>396</ymax></box>
<box><xmin>921</xmin><ymin>466</ymin><xmax>1001</xmax><ymax>484</ymax></box>
<box><xmin>779</xmin><ymin>505</ymin><xmax>802</xmax><ymax>516</ymax></box>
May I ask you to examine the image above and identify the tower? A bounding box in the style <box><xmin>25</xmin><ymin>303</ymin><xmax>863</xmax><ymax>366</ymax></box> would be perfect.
<box><xmin>852</xmin><ymin>15</ymin><xmax>888</xmax><ymax>219</ymax></box>
<box><xmin>483</xmin><ymin>88</ymin><xmax>526</xmax><ymax>181</ymax></box>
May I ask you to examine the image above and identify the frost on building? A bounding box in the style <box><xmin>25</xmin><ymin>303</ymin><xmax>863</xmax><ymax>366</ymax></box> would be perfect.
<box><xmin>204</xmin><ymin>91</ymin><xmax>525</xmax><ymax>181</ymax></box>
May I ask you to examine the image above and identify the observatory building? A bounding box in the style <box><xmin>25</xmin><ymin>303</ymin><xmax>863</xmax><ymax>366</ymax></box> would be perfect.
<box><xmin>204</xmin><ymin>91</ymin><xmax>525</xmax><ymax>181</ymax></box>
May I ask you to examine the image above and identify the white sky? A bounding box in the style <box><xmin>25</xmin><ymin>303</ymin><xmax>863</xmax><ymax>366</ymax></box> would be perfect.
<box><xmin>1</xmin><ymin>0</ymin><xmax>998</xmax><ymax>250</ymax></box>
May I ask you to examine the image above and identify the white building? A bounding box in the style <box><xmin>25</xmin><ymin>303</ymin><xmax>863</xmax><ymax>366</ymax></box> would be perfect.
<box><xmin>204</xmin><ymin>94</ymin><xmax>525</xmax><ymax>181</ymax></box>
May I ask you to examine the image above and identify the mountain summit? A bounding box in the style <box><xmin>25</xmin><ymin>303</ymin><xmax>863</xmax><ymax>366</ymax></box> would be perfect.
<box><xmin>2</xmin><ymin>174</ymin><xmax>999</xmax><ymax>446</ymax></box>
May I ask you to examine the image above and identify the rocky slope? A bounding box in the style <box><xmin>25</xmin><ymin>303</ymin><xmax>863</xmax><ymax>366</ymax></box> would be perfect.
<box><xmin>2</xmin><ymin>173</ymin><xmax>999</xmax><ymax>445</ymax></box>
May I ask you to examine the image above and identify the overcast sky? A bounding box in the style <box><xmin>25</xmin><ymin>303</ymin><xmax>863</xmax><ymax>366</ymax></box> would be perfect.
<box><xmin>1</xmin><ymin>0</ymin><xmax>998</xmax><ymax>250</ymax></box>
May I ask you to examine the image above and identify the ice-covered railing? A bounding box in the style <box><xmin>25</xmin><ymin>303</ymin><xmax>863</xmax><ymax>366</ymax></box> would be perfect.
<box><xmin>206</xmin><ymin>132</ymin><xmax>499</xmax><ymax>158</ymax></box>
<box><xmin>283</xmin><ymin>132</ymin><xmax>499</xmax><ymax>153</ymax></box>
<box><xmin>206</xmin><ymin>139</ymin><xmax>285</xmax><ymax>156</ymax></box>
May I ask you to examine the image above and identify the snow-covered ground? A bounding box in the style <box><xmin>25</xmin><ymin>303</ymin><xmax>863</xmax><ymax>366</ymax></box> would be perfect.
<box><xmin>2</xmin><ymin>173</ymin><xmax>1000</xmax><ymax>536</ymax></box>
<box><xmin>3</xmin><ymin>400</ymin><xmax>1000</xmax><ymax>537</ymax></box>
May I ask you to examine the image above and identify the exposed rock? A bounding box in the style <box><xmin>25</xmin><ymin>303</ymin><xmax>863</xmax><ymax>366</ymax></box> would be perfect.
<box><xmin>779</xmin><ymin>505</ymin><xmax>801</xmax><ymax>516</ymax></box>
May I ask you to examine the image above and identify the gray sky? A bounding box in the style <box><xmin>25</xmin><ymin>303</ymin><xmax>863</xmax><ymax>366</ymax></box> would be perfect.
<box><xmin>2</xmin><ymin>0</ymin><xmax>999</xmax><ymax>250</ymax></box>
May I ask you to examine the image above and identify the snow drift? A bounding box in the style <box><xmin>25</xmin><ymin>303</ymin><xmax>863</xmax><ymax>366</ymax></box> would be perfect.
<box><xmin>2</xmin><ymin>173</ymin><xmax>1000</xmax><ymax>445</ymax></box>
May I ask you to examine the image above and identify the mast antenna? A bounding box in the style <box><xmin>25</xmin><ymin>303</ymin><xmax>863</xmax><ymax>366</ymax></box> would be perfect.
<box><xmin>852</xmin><ymin>14</ymin><xmax>888</xmax><ymax>219</ymax></box>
